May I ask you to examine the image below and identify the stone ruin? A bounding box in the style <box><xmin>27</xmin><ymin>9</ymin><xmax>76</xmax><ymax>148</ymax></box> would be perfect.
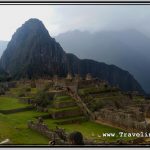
<box><xmin>52</xmin><ymin>73</ymin><xmax>108</xmax><ymax>92</ymax></box>
<box><xmin>28</xmin><ymin>117</ymin><xmax>68</xmax><ymax>145</ymax></box>
<box><xmin>74</xmin><ymin>74</ymin><xmax>82</xmax><ymax>82</ymax></box>
<box><xmin>95</xmin><ymin>107</ymin><xmax>150</xmax><ymax>132</ymax></box>
<box><xmin>27</xmin><ymin>117</ymin><xmax>147</xmax><ymax>145</ymax></box>
<box><xmin>85</xmin><ymin>73</ymin><xmax>92</xmax><ymax>81</ymax></box>
<box><xmin>66</xmin><ymin>73</ymin><xmax>73</xmax><ymax>80</ymax></box>
<box><xmin>19</xmin><ymin>97</ymin><xmax>33</xmax><ymax>104</ymax></box>
<box><xmin>0</xmin><ymin>81</ymin><xmax>17</xmax><ymax>95</ymax></box>
<box><xmin>27</xmin><ymin>117</ymin><xmax>96</xmax><ymax>145</ymax></box>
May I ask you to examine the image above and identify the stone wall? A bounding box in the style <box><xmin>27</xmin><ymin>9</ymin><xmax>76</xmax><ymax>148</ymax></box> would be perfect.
<box><xmin>53</xmin><ymin>90</ymin><xmax>67</xmax><ymax>97</ymax></box>
<box><xmin>0</xmin><ymin>81</ymin><xmax>16</xmax><ymax>95</ymax></box>
<box><xmin>65</xmin><ymin>87</ymin><xmax>96</xmax><ymax>121</ymax></box>
<box><xmin>53</xmin><ymin>101</ymin><xmax>76</xmax><ymax>109</ymax></box>
<box><xmin>55</xmin><ymin>116</ymin><xmax>87</xmax><ymax>125</ymax></box>
<box><xmin>19</xmin><ymin>97</ymin><xmax>33</xmax><ymax>104</ymax></box>
<box><xmin>28</xmin><ymin>121</ymin><xmax>56</xmax><ymax>139</ymax></box>
<box><xmin>28</xmin><ymin>120</ymin><xmax>68</xmax><ymax>144</ymax></box>
<box><xmin>78</xmin><ymin>79</ymin><xmax>106</xmax><ymax>89</ymax></box>
<box><xmin>51</xmin><ymin>108</ymin><xmax>83</xmax><ymax>119</ymax></box>
<box><xmin>35</xmin><ymin>114</ymin><xmax>52</xmax><ymax>119</ymax></box>
<box><xmin>96</xmin><ymin>108</ymin><xmax>150</xmax><ymax>131</ymax></box>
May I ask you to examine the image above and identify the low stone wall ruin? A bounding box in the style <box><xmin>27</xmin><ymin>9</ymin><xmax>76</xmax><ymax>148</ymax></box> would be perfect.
<box><xmin>28</xmin><ymin>120</ymin><xmax>68</xmax><ymax>144</ymax></box>
<box><xmin>53</xmin><ymin>101</ymin><xmax>76</xmax><ymax>109</ymax></box>
<box><xmin>28</xmin><ymin>121</ymin><xmax>55</xmax><ymax>139</ymax></box>
<box><xmin>51</xmin><ymin>108</ymin><xmax>83</xmax><ymax>119</ymax></box>
<box><xmin>96</xmin><ymin>109</ymin><xmax>150</xmax><ymax>132</ymax></box>
<box><xmin>19</xmin><ymin>97</ymin><xmax>33</xmax><ymax>104</ymax></box>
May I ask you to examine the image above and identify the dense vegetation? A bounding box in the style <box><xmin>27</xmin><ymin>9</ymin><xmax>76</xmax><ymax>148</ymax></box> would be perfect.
<box><xmin>33</xmin><ymin>90</ymin><xmax>54</xmax><ymax>107</ymax></box>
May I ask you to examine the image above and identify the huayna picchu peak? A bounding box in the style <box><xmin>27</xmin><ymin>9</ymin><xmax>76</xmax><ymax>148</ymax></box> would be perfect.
<box><xmin>0</xmin><ymin>18</ymin><xmax>145</xmax><ymax>94</ymax></box>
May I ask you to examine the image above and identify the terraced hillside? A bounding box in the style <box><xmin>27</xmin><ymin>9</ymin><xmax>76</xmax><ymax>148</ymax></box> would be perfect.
<box><xmin>48</xmin><ymin>95</ymin><xmax>87</xmax><ymax>124</ymax></box>
<box><xmin>78</xmin><ymin>83</ymin><xmax>150</xmax><ymax>132</ymax></box>
<box><xmin>0</xmin><ymin>80</ymin><xmax>141</xmax><ymax>145</ymax></box>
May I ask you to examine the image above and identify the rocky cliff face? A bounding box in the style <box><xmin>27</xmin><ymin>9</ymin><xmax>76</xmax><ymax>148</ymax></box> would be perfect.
<box><xmin>0</xmin><ymin>19</ymin><xmax>68</xmax><ymax>79</ymax></box>
<box><xmin>0</xmin><ymin>66</ymin><xmax>9</xmax><ymax>81</ymax></box>
<box><xmin>0</xmin><ymin>18</ymin><xmax>145</xmax><ymax>93</ymax></box>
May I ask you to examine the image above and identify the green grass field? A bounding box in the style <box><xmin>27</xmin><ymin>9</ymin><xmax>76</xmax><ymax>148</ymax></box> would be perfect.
<box><xmin>45</xmin><ymin>119</ymin><xmax>135</xmax><ymax>143</ymax></box>
<box><xmin>0</xmin><ymin>95</ymin><xmax>49</xmax><ymax>144</ymax></box>
<box><xmin>0</xmin><ymin>85</ymin><xmax>137</xmax><ymax>145</ymax></box>
<box><xmin>0</xmin><ymin>97</ymin><xmax>29</xmax><ymax>110</ymax></box>
<box><xmin>0</xmin><ymin>111</ymin><xmax>49</xmax><ymax>144</ymax></box>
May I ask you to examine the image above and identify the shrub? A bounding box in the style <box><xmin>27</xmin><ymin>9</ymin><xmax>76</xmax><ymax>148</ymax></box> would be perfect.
<box><xmin>43</xmin><ymin>82</ymin><xmax>54</xmax><ymax>91</ymax></box>
<box><xmin>90</xmin><ymin>100</ymin><xmax>105</xmax><ymax>111</ymax></box>
<box><xmin>18</xmin><ymin>89</ymin><xmax>26</xmax><ymax>97</ymax></box>
<box><xmin>0</xmin><ymin>87</ymin><xmax>5</xmax><ymax>95</ymax></box>
<box><xmin>17</xmin><ymin>87</ymin><xmax>31</xmax><ymax>97</ymax></box>
<box><xmin>25</xmin><ymin>87</ymin><xmax>31</xmax><ymax>92</ymax></box>
<box><xmin>33</xmin><ymin>90</ymin><xmax>54</xmax><ymax>107</ymax></box>
<box><xmin>31</xmin><ymin>81</ymin><xmax>36</xmax><ymax>88</ymax></box>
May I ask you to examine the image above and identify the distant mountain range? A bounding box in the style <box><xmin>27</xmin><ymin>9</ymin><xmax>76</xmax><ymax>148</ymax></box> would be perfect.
<box><xmin>0</xmin><ymin>19</ymin><xmax>144</xmax><ymax>94</ymax></box>
<box><xmin>55</xmin><ymin>29</ymin><xmax>150</xmax><ymax>94</ymax></box>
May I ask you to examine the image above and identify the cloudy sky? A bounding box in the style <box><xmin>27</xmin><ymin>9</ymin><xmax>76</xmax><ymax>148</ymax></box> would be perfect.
<box><xmin>0</xmin><ymin>5</ymin><xmax>150</xmax><ymax>40</ymax></box>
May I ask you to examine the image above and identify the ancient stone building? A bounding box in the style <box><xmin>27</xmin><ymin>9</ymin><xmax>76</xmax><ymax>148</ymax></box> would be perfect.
<box><xmin>85</xmin><ymin>73</ymin><xmax>92</xmax><ymax>81</ymax></box>
<box><xmin>66</xmin><ymin>73</ymin><xmax>73</xmax><ymax>80</ymax></box>
<box><xmin>74</xmin><ymin>74</ymin><xmax>82</xmax><ymax>82</ymax></box>
<box><xmin>96</xmin><ymin>108</ymin><xmax>150</xmax><ymax>131</ymax></box>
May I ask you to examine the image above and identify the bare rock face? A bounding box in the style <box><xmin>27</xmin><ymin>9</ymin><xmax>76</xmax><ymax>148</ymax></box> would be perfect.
<box><xmin>0</xmin><ymin>18</ymin><xmax>145</xmax><ymax>94</ymax></box>
<box><xmin>0</xmin><ymin>66</ymin><xmax>10</xmax><ymax>81</ymax></box>
<box><xmin>0</xmin><ymin>18</ymin><xmax>68</xmax><ymax>79</ymax></box>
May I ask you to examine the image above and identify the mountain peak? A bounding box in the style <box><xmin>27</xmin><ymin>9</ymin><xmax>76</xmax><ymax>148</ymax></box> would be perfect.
<box><xmin>25</xmin><ymin>18</ymin><xmax>42</xmax><ymax>23</ymax></box>
<box><xmin>11</xmin><ymin>18</ymin><xmax>50</xmax><ymax>43</ymax></box>
<box><xmin>0</xmin><ymin>19</ymin><xmax>145</xmax><ymax>94</ymax></box>
<box><xmin>5</xmin><ymin>18</ymin><xmax>52</xmax><ymax>55</ymax></box>
<box><xmin>22</xmin><ymin>18</ymin><xmax>45</xmax><ymax>29</ymax></box>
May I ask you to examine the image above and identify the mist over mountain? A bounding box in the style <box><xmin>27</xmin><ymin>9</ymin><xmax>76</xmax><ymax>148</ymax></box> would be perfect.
<box><xmin>0</xmin><ymin>19</ymin><xmax>144</xmax><ymax>94</ymax></box>
<box><xmin>0</xmin><ymin>41</ymin><xmax>8</xmax><ymax>58</ymax></box>
<box><xmin>55</xmin><ymin>30</ymin><xmax>150</xmax><ymax>94</ymax></box>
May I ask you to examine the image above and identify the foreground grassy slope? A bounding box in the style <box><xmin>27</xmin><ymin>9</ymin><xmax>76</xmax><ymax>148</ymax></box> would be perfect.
<box><xmin>0</xmin><ymin>95</ymin><xmax>126</xmax><ymax>144</ymax></box>
<box><xmin>0</xmin><ymin>84</ymin><xmax>137</xmax><ymax>144</ymax></box>
<box><xmin>0</xmin><ymin>97</ymin><xmax>29</xmax><ymax>110</ymax></box>
<box><xmin>0</xmin><ymin>111</ymin><xmax>49</xmax><ymax>144</ymax></box>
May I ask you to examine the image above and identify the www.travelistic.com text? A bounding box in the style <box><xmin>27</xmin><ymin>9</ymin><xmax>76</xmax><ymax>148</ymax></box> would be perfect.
<box><xmin>97</xmin><ymin>132</ymin><xmax>150</xmax><ymax>137</ymax></box>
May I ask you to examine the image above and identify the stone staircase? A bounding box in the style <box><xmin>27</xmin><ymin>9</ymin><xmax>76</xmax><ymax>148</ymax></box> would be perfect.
<box><xmin>48</xmin><ymin>95</ymin><xmax>87</xmax><ymax>125</ymax></box>
<box><xmin>65</xmin><ymin>87</ymin><xmax>96</xmax><ymax>121</ymax></box>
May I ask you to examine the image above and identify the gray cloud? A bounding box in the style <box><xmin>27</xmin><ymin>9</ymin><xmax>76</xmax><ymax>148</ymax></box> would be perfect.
<box><xmin>1</xmin><ymin>5</ymin><xmax>150</xmax><ymax>40</ymax></box>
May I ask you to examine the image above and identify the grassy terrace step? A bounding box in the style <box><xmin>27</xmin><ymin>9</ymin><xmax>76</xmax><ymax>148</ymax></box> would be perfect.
<box><xmin>54</xmin><ymin>95</ymin><xmax>73</xmax><ymax>101</ymax></box>
<box><xmin>93</xmin><ymin>95</ymin><xmax>125</xmax><ymax>101</ymax></box>
<box><xmin>79</xmin><ymin>87</ymin><xmax>119</xmax><ymax>95</ymax></box>
<box><xmin>54</xmin><ymin>116</ymin><xmax>87</xmax><ymax>125</ymax></box>
<box><xmin>0</xmin><ymin>106</ymin><xmax>34</xmax><ymax>114</ymax></box>
<box><xmin>48</xmin><ymin>106</ymin><xmax>80</xmax><ymax>113</ymax></box>
<box><xmin>49</xmin><ymin>106</ymin><xmax>83</xmax><ymax>119</ymax></box>
<box><xmin>54</xmin><ymin>99</ymin><xmax>74</xmax><ymax>103</ymax></box>
<box><xmin>0</xmin><ymin>96</ymin><xmax>30</xmax><ymax>110</ymax></box>
<box><xmin>53</xmin><ymin>99</ymin><xmax>76</xmax><ymax>109</ymax></box>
